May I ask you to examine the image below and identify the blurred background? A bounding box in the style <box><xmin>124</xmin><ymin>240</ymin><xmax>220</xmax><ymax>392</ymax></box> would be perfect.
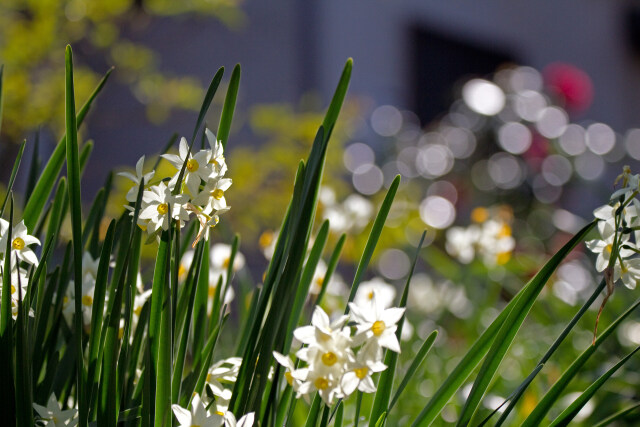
<box><xmin>3</xmin><ymin>0</ymin><xmax>640</xmax><ymax>423</ymax></box>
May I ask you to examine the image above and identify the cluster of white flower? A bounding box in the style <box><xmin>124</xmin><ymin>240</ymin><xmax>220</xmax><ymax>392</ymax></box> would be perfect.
<box><xmin>179</xmin><ymin>243</ymin><xmax>245</xmax><ymax>314</ymax></box>
<box><xmin>171</xmin><ymin>357</ymin><xmax>252</xmax><ymax>427</ymax></box>
<box><xmin>171</xmin><ymin>392</ymin><xmax>254</xmax><ymax>427</ymax></box>
<box><xmin>61</xmin><ymin>252</ymin><xmax>151</xmax><ymax>334</ymax></box>
<box><xmin>586</xmin><ymin>167</ymin><xmax>640</xmax><ymax>289</ymax></box>
<box><xmin>319</xmin><ymin>187</ymin><xmax>374</xmax><ymax>235</ymax></box>
<box><xmin>445</xmin><ymin>206</ymin><xmax>515</xmax><ymax>266</ymax></box>
<box><xmin>120</xmin><ymin>129</ymin><xmax>231</xmax><ymax>245</ymax></box>
<box><xmin>0</xmin><ymin>219</ymin><xmax>40</xmax><ymax>319</ymax></box>
<box><xmin>274</xmin><ymin>290</ymin><xmax>405</xmax><ymax>406</ymax></box>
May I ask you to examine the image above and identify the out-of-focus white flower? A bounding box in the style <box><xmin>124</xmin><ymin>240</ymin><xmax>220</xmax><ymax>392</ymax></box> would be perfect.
<box><xmin>349</xmin><ymin>296</ymin><xmax>405</xmax><ymax>353</ymax></box>
<box><xmin>118</xmin><ymin>155</ymin><xmax>155</xmax><ymax>202</ymax></box>
<box><xmin>445</xmin><ymin>226</ymin><xmax>479</xmax><ymax>264</ymax></box>
<box><xmin>322</xmin><ymin>191</ymin><xmax>374</xmax><ymax>234</ymax></box>
<box><xmin>1</xmin><ymin>267</ymin><xmax>34</xmax><ymax>320</ymax></box>
<box><xmin>353</xmin><ymin>277</ymin><xmax>396</xmax><ymax>309</ymax></box>
<box><xmin>33</xmin><ymin>393</ymin><xmax>78</xmax><ymax>426</ymax></box>
<box><xmin>224</xmin><ymin>412</ymin><xmax>255</xmax><ymax>427</ymax></box>
<box><xmin>309</xmin><ymin>260</ymin><xmax>347</xmax><ymax>297</ymax></box>
<box><xmin>172</xmin><ymin>393</ymin><xmax>223</xmax><ymax>427</ymax></box>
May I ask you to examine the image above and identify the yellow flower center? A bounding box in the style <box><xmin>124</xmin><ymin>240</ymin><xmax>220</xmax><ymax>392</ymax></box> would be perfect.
<box><xmin>134</xmin><ymin>306</ymin><xmax>143</xmax><ymax>316</ymax></box>
<box><xmin>314</xmin><ymin>377</ymin><xmax>329</xmax><ymax>390</ymax></box>
<box><xmin>10</xmin><ymin>284</ymin><xmax>16</xmax><ymax>294</ymax></box>
<box><xmin>605</xmin><ymin>243</ymin><xmax>613</xmax><ymax>256</ymax></box>
<box><xmin>498</xmin><ymin>224</ymin><xmax>512</xmax><ymax>238</ymax></box>
<box><xmin>354</xmin><ymin>367</ymin><xmax>369</xmax><ymax>379</ymax></box>
<box><xmin>82</xmin><ymin>295</ymin><xmax>93</xmax><ymax>307</ymax></box>
<box><xmin>372</xmin><ymin>320</ymin><xmax>386</xmax><ymax>336</ymax></box>
<box><xmin>368</xmin><ymin>290</ymin><xmax>375</xmax><ymax>300</ymax></box>
<box><xmin>12</xmin><ymin>237</ymin><xmax>25</xmax><ymax>250</ymax></box>
<box><xmin>259</xmin><ymin>230</ymin><xmax>274</xmax><ymax>248</ymax></box>
<box><xmin>621</xmin><ymin>263</ymin><xmax>629</xmax><ymax>274</ymax></box>
<box><xmin>186</xmin><ymin>159</ymin><xmax>199</xmax><ymax>172</ymax></box>
<box><xmin>321</xmin><ymin>351</ymin><xmax>338</xmax><ymax>366</ymax></box>
<box><xmin>212</xmin><ymin>189</ymin><xmax>224</xmax><ymax>200</ymax></box>
<box><xmin>206</xmin><ymin>373</ymin><xmax>212</xmax><ymax>382</ymax></box>
<box><xmin>471</xmin><ymin>207</ymin><xmax>489</xmax><ymax>223</ymax></box>
<box><xmin>157</xmin><ymin>203</ymin><xmax>169</xmax><ymax>215</ymax></box>
<box><xmin>496</xmin><ymin>251</ymin><xmax>511</xmax><ymax>265</ymax></box>
<box><xmin>285</xmin><ymin>371</ymin><xmax>294</xmax><ymax>386</ymax></box>
<box><xmin>208</xmin><ymin>285</ymin><xmax>217</xmax><ymax>298</ymax></box>
<box><xmin>223</xmin><ymin>257</ymin><xmax>230</xmax><ymax>269</ymax></box>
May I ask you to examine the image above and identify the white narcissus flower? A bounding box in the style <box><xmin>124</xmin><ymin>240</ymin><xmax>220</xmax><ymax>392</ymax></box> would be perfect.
<box><xmin>341</xmin><ymin>341</ymin><xmax>387</xmax><ymax>395</ymax></box>
<box><xmin>353</xmin><ymin>277</ymin><xmax>396</xmax><ymax>309</ymax></box>
<box><xmin>192</xmin><ymin>178</ymin><xmax>233</xmax><ymax>212</ymax></box>
<box><xmin>205</xmin><ymin>129</ymin><xmax>228</xmax><ymax>179</ymax></box>
<box><xmin>172</xmin><ymin>393</ymin><xmax>223</xmax><ymax>427</ymax></box>
<box><xmin>586</xmin><ymin>221</ymin><xmax>634</xmax><ymax>272</ymax></box>
<box><xmin>33</xmin><ymin>393</ymin><xmax>78</xmax><ymax>426</ymax></box>
<box><xmin>139</xmin><ymin>182</ymin><xmax>190</xmax><ymax>233</ymax></box>
<box><xmin>206</xmin><ymin>357</ymin><xmax>242</xmax><ymax>401</ymax></box>
<box><xmin>348</xmin><ymin>296</ymin><xmax>405</xmax><ymax>353</ymax></box>
<box><xmin>163</xmin><ymin>137</ymin><xmax>214</xmax><ymax>196</ymax></box>
<box><xmin>0</xmin><ymin>220</ymin><xmax>41</xmax><ymax>266</ymax></box>
<box><xmin>309</xmin><ymin>260</ymin><xmax>347</xmax><ymax>298</ymax></box>
<box><xmin>118</xmin><ymin>155</ymin><xmax>155</xmax><ymax>202</ymax></box>
<box><xmin>293</xmin><ymin>306</ymin><xmax>349</xmax><ymax>346</ymax></box>
<box><xmin>1</xmin><ymin>267</ymin><xmax>33</xmax><ymax>320</ymax></box>
<box><xmin>273</xmin><ymin>352</ymin><xmax>302</xmax><ymax>391</ymax></box>
<box><xmin>224</xmin><ymin>412</ymin><xmax>255</xmax><ymax>427</ymax></box>
<box><xmin>615</xmin><ymin>258</ymin><xmax>640</xmax><ymax>289</ymax></box>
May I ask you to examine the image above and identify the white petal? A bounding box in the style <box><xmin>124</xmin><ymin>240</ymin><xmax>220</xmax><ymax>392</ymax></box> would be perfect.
<box><xmin>171</xmin><ymin>404</ymin><xmax>192</xmax><ymax>426</ymax></box>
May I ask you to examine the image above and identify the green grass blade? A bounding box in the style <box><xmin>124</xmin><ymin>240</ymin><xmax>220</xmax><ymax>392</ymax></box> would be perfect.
<box><xmin>457</xmin><ymin>220</ymin><xmax>596</xmax><ymax>426</ymax></box>
<box><xmin>314</xmin><ymin>233</ymin><xmax>346</xmax><ymax>309</ymax></box>
<box><xmin>191</xmin><ymin>241</ymin><xmax>210</xmax><ymax>361</ymax></box>
<box><xmin>522</xmin><ymin>297</ymin><xmax>640</xmax><ymax>426</ymax></box>
<box><xmin>304</xmin><ymin>395</ymin><xmax>322</xmax><ymax>427</ymax></box>
<box><xmin>593</xmin><ymin>402</ymin><xmax>640</xmax><ymax>427</ymax></box>
<box><xmin>370</xmin><ymin>231</ymin><xmax>427</xmax><ymax>426</ymax></box>
<box><xmin>283</xmin><ymin>220</ymin><xmax>329</xmax><ymax>352</ymax></box>
<box><xmin>334</xmin><ymin>401</ymin><xmax>344</xmax><ymax>427</ymax></box>
<box><xmin>0</xmin><ymin>65</ymin><xmax>3</xmax><ymax>136</ymax></box>
<box><xmin>65</xmin><ymin>45</ymin><xmax>87</xmax><ymax>427</ymax></box>
<box><xmin>321</xmin><ymin>58</ymin><xmax>352</xmax><ymax>139</ymax></box>
<box><xmin>149</xmin><ymin>228</ymin><xmax>173</xmax><ymax>427</ymax></box>
<box><xmin>22</xmin><ymin>67</ymin><xmax>112</xmax><ymax>231</ymax></box>
<box><xmin>0</xmin><ymin>200</ymin><xmax>15</xmax><ymax>422</ymax></box>
<box><xmin>549</xmin><ymin>345</ymin><xmax>640</xmax><ymax>427</ymax></box>
<box><xmin>0</xmin><ymin>140</ymin><xmax>25</xmax><ymax>217</ymax></box>
<box><xmin>346</xmin><ymin>175</ymin><xmax>400</xmax><ymax>309</ymax></box>
<box><xmin>485</xmin><ymin>364</ymin><xmax>544</xmax><ymax>426</ymax></box>
<box><xmin>172</xmin><ymin>240</ymin><xmax>204</xmax><ymax>404</ymax></box>
<box><xmin>172</xmin><ymin>68</ymin><xmax>225</xmax><ymax>195</ymax></box>
<box><xmin>87</xmin><ymin>220</ymin><xmax>116</xmax><ymax>411</ymax></box>
<box><xmin>25</xmin><ymin>129</ymin><xmax>40</xmax><ymax>202</ymax></box>
<box><xmin>389</xmin><ymin>330</ymin><xmax>438</xmax><ymax>412</ymax></box>
<box><xmin>218</xmin><ymin>63</ymin><xmax>240</xmax><ymax>149</ymax></box>
<box><xmin>192</xmin><ymin>67</ymin><xmax>224</xmax><ymax>143</ymax></box>
<box><xmin>494</xmin><ymin>277</ymin><xmax>608</xmax><ymax>426</ymax></box>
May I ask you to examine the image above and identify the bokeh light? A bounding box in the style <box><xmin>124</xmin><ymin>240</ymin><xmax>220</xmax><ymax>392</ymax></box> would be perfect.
<box><xmin>585</xmin><ymin>123</ymin><xmax>615</xmax><ymax>155</ymax></box>
<box><xmin>498</xmin><ymin>122</ymin><xmax>532</xmax><ymax>155</ymax></box>
<box><xmin>352</xmin><ymin>164</ymin><xmax>384</xmax><ymax>195</ymax></box>
<box><xmin>344</xmin><ymin>142</ymin><xmax>375</xmax><ymax>173</ymax></box>
<box><xmin>419</xmin><ymin>196</ymin><xmax>456</xmax><ymax>229</ymax></box>
<box><xmin>462</xmin><ymin>79</ymin><xmax>505</xmax><ymax>116</ymax></box>
<box><xmin>371</xmin><ymin>105</ymin><xmax>403</xmax><ymax>137</ymax></box>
